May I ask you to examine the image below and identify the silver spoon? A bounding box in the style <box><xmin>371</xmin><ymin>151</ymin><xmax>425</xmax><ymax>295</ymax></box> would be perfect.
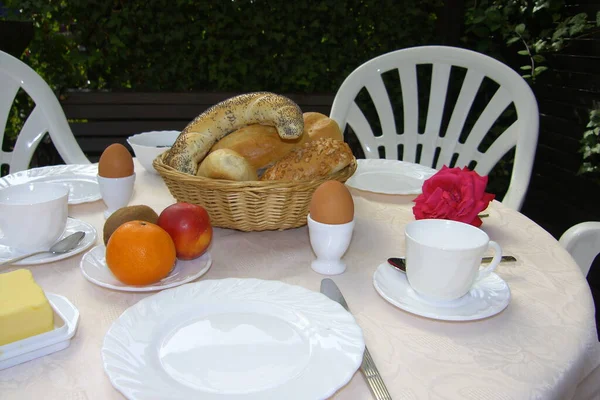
<box><xmin>387</xmin><ymin>255</ymin><xmax>517</xmax><ymax>273</ymax></box>
<box><xmin>0</xmin><ymin>231</ymin><xmax>86</xmax><ymax>267</ymax></box>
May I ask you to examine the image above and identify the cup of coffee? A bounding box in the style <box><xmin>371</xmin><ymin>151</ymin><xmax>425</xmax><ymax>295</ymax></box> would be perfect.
<box><xmin>0</xmin><ymin>182</ymin><xmax>69</xmax><ymax>252</ymax></box>
<box><xmin>404</xmin><ymin>219</ymin><xmax>502</xmax><ymax>302</ymax></box>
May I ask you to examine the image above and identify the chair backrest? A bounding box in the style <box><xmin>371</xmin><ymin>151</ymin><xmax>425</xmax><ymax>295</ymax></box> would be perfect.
<box><xmin>330</xmin><ymin>45</ymin><xmax>539</xmax><ymax>211</ymax></box>
<box><xmin>559</xmin><ymin>221</ymin><xmax>600</xmax><ymax>277</ymax></box>
<box><xmin>0</xmin><ymin>50</ymin><xmax>89</xmax><ymax>174</ymax></box>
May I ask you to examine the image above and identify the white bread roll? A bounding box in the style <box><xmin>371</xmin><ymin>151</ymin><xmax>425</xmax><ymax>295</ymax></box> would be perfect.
<box><xmin>303</xmin><ymin>112</ymin><xmax>343</xmax><ymax>141</ymax></box>
<box><xmin>196</xmin><ymin>149</ymin><xmax>258</xmax><ymax>181</ymax></box>
<box><xmin>260</xmin><ymin>137</ymin><xmax>354</xmax><ymax>181</ymax></box>
<box><xmin>209</xmin><ymin>124</ymin><xmax>307</xmax><ymax>170</ymax></box>
<box><xmin>164</xmin><ymin>92</ymin><xmax>304</xmax><ymax>175</ymax></box>
<box><xmin>208</xmin><ymin>112</ymin><xmax>343</xmax><ymax>170</ymax></box>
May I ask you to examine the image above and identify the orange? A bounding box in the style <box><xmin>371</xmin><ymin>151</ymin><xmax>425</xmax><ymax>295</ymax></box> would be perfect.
<box><xmin>106</xmin><ymin>220</ymin><xmax>176</xmax><ymax>286</ymax></box>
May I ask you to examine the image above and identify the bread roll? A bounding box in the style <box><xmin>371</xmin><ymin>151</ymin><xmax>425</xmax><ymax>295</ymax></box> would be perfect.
<box><xmin>209</xmin><ymin>124</ymin><xmax>307</xmax><ymax>170</ymax></box>
<box><xmin>260</xmin><ymin>138</ymin><xmax>354</xmax><ymax>181</ymax></box>
<box><xmin>208</xmin><ymin>112</ymin><xmax>343</xmax><ymax>170</ymax></box>
<box><xmin>303</xmin><ymin>112</ymin><xmax>343</xmax><ymax>142</ymax></box>
<box><xmin>164</xmin><ymin>92</ymin><xmax>304</xmax><ymax>175</ymax></box>
<box><xmin>196</xmin><ymin>149</ymin><xmax>258</xmax><ymax>181</ymax></box>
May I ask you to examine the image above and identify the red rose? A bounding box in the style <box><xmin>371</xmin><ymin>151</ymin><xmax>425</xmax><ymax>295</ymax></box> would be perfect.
<box><xmin>412</xmin><ymin>166</ymin><xmax>495</xmax><ymax>227</ymax></box>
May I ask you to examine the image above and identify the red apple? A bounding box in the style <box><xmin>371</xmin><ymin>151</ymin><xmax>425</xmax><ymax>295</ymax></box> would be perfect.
<box><xmin>157</xmin><ymin>202</ymin><xmax>213</xmax><ymax>260</ymax></box>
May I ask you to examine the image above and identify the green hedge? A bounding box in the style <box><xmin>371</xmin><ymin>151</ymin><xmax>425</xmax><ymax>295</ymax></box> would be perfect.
<box><xmin>3</xmin><ymin>0</ymin><xmax>443</xmax><ymax>93</ymax></box>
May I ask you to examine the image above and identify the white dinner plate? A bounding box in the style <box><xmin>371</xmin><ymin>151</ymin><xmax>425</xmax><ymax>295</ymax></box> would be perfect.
<box><xmin>0</xmin><ymin>217</ymin><xmax>97</xmax><ymax>266</ymax></box>
<box><xmin>102</xmin><ymin>278</ymin><xmax>365</xmax><ymax>400</ymax></box>
<box><xmin>80</xmin><ymin>245</ymin><xmax>212</xmax><ymax>292</ymax></box>
<box><xmin>373</xmin><ymin>262</ymin><xmax>511</xmax><ymax>321</ymax></box>
<box><xmin>0</xmin><ymin>164</ymin><xmax>101</xmax><ymax>204</ymax></box>
<box><xmin>345</xmin><ymin>159</ymin><xmax>437</xmax><ymax>195</ymax></box>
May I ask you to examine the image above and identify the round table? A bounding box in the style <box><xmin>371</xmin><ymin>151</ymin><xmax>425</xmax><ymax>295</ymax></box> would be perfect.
<box><xmin>1</xmin><ymin>160</ymin><xmax>598</xmax><ymax>399</ymax></box>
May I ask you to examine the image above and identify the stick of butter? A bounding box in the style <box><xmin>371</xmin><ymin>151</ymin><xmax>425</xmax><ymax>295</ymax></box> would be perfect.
<box><xmin>0</xmin><ymin>269</ymin><xmax>54</xmax><ymax>346</ymax></box>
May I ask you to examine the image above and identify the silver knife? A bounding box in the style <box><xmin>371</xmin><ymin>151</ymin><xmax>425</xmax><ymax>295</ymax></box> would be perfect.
<box><xmin>320</xmin><ymin>279</ymin><xmax>392</xmax><ymax>400</ymax></box>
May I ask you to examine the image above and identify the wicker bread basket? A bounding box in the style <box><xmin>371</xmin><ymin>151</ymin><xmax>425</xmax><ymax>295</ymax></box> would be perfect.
<box><xmin>153</xmin><ymin>152</ymin><xmax>357</xmax><ymax>231</ymax></box>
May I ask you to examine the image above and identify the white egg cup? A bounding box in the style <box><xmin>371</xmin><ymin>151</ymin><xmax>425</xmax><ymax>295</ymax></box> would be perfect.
<box><xmin>97</xmin><ymin>174</ymin><xmax>136</xmax><ymax>219</ymax></box>
<box><xmin>307</xmin><ymin>214</ymin><xmax>355</xmax><ymax>275</ymax></box>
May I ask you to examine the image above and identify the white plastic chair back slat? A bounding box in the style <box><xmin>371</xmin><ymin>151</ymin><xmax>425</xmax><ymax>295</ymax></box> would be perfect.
<box><xmin>347</xmin><ymin>102</ymin><xmax>379</xmax><ymax>157</ymax></box>
<box><xmin>559</xmin><ymin>222</ymin><xmax>600</xmax><ymax>277</ymax></box>
<box><xmin>331</xmin><ymin>46</ymin><xmax>539</xmax><ymax>210</ymax></box>
<box><xmin>367</xmin><ymin>75</ymin><xmax>397</xmax><ymax>159</ymax></box>
<box><xmin>11</xmin><ymin>106</ymin><xmax>47</xmax><ymax>172</ymax></box>
<box><xmin>456</xmin><ymin>87</ymin><xmax>513</xmax><ymax>172</ymax></box>
<box><xmin>437</xmin><ymin>69</ymin><xmax>485</xmax><ymax>166</ymax></box>
<box><xmin>420</xmin><ymin>63</ymin><xmax>452</xmax><ymax>167</ymax></box>
<box><xmin>398</xmin><ymin>64</ymin><xmax>419</xmax><ymax>162</ymax></box>
<box><xmin>0</xmin><ymin>50</ymin><xmax>89</xmax><ymax>173</ymax></box>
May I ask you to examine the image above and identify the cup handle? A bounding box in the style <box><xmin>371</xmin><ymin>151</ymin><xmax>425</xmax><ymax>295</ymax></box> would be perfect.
<box><xmin>477</xmin><ymin>240</ymin><xmax>502</xmax><ymax>281</ymax></box>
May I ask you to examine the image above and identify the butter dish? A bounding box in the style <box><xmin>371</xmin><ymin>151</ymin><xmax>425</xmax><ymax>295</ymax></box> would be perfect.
<box><xmin>0</xmin><ymin>293</ymin><xmax>80</xmax><ymax>370</ymax></box>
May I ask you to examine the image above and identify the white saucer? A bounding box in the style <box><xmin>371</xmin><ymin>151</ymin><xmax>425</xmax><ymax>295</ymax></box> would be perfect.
<box><xmin>345</xmin><ymin>159</ymin><xmax>437</xmax><ymax>195</ymax></box>
<box><xmin>373</xmin><ymin>262</ymin><xmax>511</xmax><ymax>321</ymax></box>
<box><xmin>0</xmin><ymin>217</ymin><xmax>97</xmax><ymax>265</ymax></box>
<box><xmin>80</xmin><ymin>245</ymin><xmax>212</xmax><ymax>292</ymax></box>
<box><xmin>0</xmin><ymin>164</ymin><xmax>101</xmax><ymax>204</ymax></box>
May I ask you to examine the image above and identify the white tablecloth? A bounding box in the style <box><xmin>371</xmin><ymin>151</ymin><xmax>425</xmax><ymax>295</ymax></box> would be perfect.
<box><xmin>1</xmin><ymin>160</ymin><xmax>599</xmax><ymax>399</ymax></box>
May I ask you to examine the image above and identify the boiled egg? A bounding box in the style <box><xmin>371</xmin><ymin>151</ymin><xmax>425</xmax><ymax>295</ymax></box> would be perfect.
<box><xmin>98</xmin><ymin>143</ymin><xmax>134</xmax><ymax>178</ymax></box>
<box><xmin>309</xmin><ymin>181</ymin><xmax>354</xmax><ymax>224</ymax></box>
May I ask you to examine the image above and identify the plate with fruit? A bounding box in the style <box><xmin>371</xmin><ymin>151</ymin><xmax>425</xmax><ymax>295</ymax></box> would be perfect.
<box><xmin>81</xmin><ymin>202</ymin><xmax>213</xmax><ymax>292</ymax></box>
<box><xmin>80</xmin><ymin>245</ymin><xmax>212</xmax><ymax>292</ymax></box>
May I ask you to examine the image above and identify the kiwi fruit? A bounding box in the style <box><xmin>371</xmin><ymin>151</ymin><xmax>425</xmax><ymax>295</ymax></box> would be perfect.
<box><xmin>103</xmin><ymin>205</ymin><xmax>159</xmax><ymax>244</ymax></box>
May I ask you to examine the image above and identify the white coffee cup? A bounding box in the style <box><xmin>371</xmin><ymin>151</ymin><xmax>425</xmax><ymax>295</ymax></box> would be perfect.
<box><xmin>404</xmin><ymin>219</ymin><xmax>502</xmax><ymax>302</ymax></box>
<box><xmin>0</xmin><ymin>182</ymin><xmax>69</xmax><ymax>252</ymax></box>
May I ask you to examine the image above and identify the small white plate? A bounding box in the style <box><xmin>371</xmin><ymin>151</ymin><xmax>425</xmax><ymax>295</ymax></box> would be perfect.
<box><xmin>80</xmin><ymin>245</ymin><xmax>212</xmax><ymax>292</ymax></box>
<box><xmin>345</xmin><ymin>159</ymin><xmax>437</xmax><ymax>195</ymax></box>
<box><xmin>0</xmin><ymin>217</ymin><xmax>97</xmax><ymax>266</ymax></box>
<box><xmin>0</xmin><ymin>164</ymin><xmax>101</xmax><ymax>204</ymax></box>
<box><xmin>102</xmin><ymin>278</ymin><xmax>364</xmax><ymax>400</ymax></box>
<box><xmin>0</xmin><ymin>293</ymin><xmax>80</xmax><ymax>370</ymax></box>
<box><xmin>373</xmin><ymin>262</ymin><xmax>511</xmax><ymax>321</ymax></box>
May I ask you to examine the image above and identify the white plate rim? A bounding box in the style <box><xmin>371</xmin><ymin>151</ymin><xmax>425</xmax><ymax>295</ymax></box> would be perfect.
<box><xmin>101</xmin><ymin>278</ymin><xmax>365</xmax><ymax>400</ymax></box>
<box><xmin>0</xmin><ymin>164</ymin><xmax>101</xmax><ymax>204</ymax></box>
<box><xmin>346</xmin><ymin>159</ymin><xmax>438</xmax><ymax>195</ymax></box>
<box><xmin>373</xmin><ymin>262</ymin><xmax>511</xmax><ymax>321</ymax></box>
<box><xmin>0</xmin><ymin>217</ymin><xmax>97</xmax><ymax>266</ymax></box>
<box><xmin>80</xmin><ymin>245</ymin><xmax>212</xmax><ymax>292</ymax></box>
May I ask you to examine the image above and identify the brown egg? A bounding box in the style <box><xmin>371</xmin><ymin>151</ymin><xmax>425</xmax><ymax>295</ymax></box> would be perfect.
<box><xmin>309</xmin><ymin>181</ymin><xmax>354</xmax><ymax>224</ymax></box>
<box><xmin>98</xmin><ymin>143</ymin><xmax>134</xmax><ymax>178</ymax></box>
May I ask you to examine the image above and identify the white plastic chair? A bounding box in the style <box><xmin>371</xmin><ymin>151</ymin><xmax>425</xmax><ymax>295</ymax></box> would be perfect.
<box><xmin>559</xmin><ymin>222</ymin><xmax>600</xmax><ymax>277</ymax></box>
<box><xmin>330</xmin><ymin>45</ymin><xmax>539</xmax><ymax>210</ymax></box>
<box><xmin>0</xmin><ymin>50</ymin><xmax>89</xmax><ymax>173</ymax></box>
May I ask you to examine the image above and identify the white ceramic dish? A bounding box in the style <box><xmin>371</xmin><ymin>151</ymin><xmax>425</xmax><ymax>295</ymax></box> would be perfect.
<box><xmin>127</xmin><ymin>130</ymin><xmax>179</xmax><ymax>173</ymax></box>
<box><xmin>0</xmin><ymin>293</ymin><xmax>80</xmax><ymax>370</ymax></box>
<box><xmin>102</xmin><ymin>278</ymin><xmax>365</xmax><ymax>400</ymax></box>
<box><xmin>345</xmin><ymin>159</ymin><xmax>437</xmax><ymax>195</ymax></box>
<box><xmin>373</xmin><ymin>262</ymin><xmax>511</xmax><ymax>321</ymax></box>
<box><xmin>0</xmin><ymin>164</ymin><xmax>101</xmax><ymax>204</ymax></box>
<box><xmin>80</xmin><ymin>245</ymin><xmax>212</xmax><ymax>292</ymax></box>
<box><xmin>0</xmin><ymin>217</ymin><xmax>97</xmax><ymax>266</ymax></box>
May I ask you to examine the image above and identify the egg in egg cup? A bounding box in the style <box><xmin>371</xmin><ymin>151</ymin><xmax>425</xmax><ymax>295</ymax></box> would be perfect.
<box><xmin>97</xmin><ymin>144</ymin><xmax>136</xmax><ymax>219</ymax></box>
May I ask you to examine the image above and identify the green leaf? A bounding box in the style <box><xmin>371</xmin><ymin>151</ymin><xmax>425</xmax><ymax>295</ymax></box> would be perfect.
<box><xmin>515</xmin><ymin>23</ymin><xmax>526</xmax><ymax>34</ymax></box>
<box><xmin>596</xmin><ymin>11</ymin><xmax>600</xmax><ymax>27</ymax></box>
<box><xmin>532</xmin><ymin>54</ymin><xmax>545</xmax><ymax>62</ymax></box>
<box><xmin>534</xmin><ymin>66</ymin><xmax>548</xmax><ymax>74</ymax></box>
<box><xmin>507</xmin><ymin>36</ymin><xmax>520</xmax><ymax>45</ymax></box>
<box><xmin>520</xmin><ymin>65</ymin><xmax>532</xmax><ymax>70</ymax></box>
<box><xmin>517</xmin><ymin>50</ymin><xmax>529</xmax><ymax>56</ymax></box>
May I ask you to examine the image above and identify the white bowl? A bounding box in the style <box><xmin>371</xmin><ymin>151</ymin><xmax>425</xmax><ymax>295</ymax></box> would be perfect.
<box><xmin>127</xmin><ymin>130</ymin><xmax>180</xmax><ymax>173</ymax></box>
